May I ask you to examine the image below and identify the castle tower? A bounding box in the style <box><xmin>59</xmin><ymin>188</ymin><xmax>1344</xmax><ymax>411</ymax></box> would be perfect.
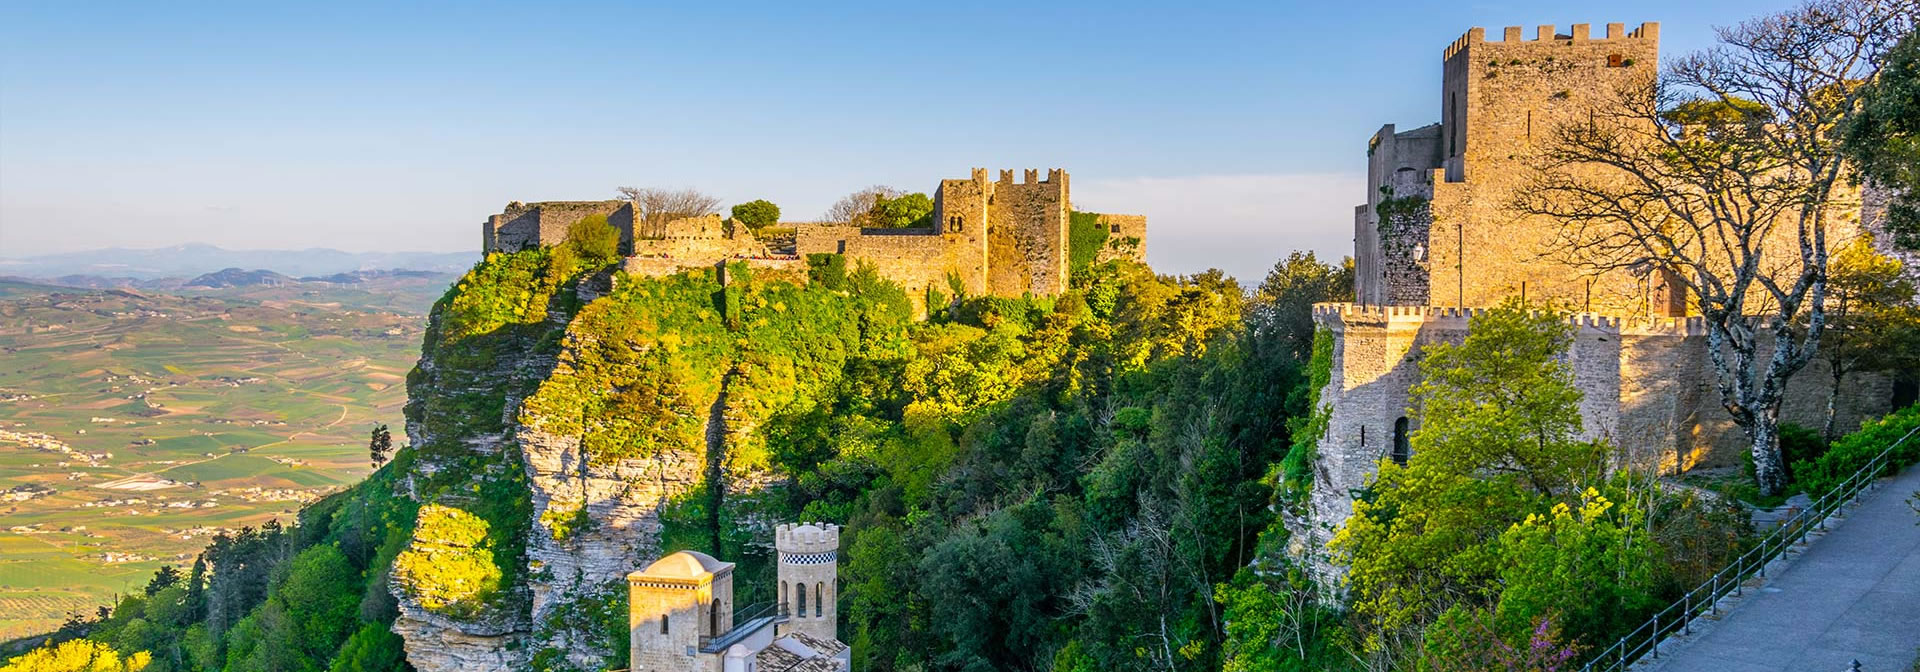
<box><xmin>628</xmin><ymin>550</ymin><xmax>736</xmax><ymax>672</ymax></box>
<box><xmin>985</xmin><ymin>168</ymin><xmax>1070</xmax><ymax>296</ymax></box>
<box><xmin>775</xmin><ymin>522</ymin><xmax>839</xmax><ymax>642</ymax></box>
<box><xmin>1355</xmin><ymin>22</ymin><xmax>1666</xmax><ymax>313</ymax></box>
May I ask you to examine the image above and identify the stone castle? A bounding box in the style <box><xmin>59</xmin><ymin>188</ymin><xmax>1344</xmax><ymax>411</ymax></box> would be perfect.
<box><xmin>1296</xmin><ymin>22</ymin><xmax>1894</xmax><ymax>567</ymax></box>
<box><xmin>481</xmin><ymin>168</ymin><xmax>1147</xmax><ymax>306</ymax></box>
<box><xmin>626</xmin><ymin>523</ymin><xmax>849</xmax><ymax>672</ymax></box>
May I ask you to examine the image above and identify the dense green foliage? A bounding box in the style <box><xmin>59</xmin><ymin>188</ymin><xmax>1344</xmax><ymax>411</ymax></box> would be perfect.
<box><xmin>28</xmin><ymin>443</ymin><xmax>422</xmax><ymax>672</ymax></box>
<box><xmin>868</xmin><ymin>193</ymin><xmax>933</xmax><ymax>228</ymax></box>
<box><xmin>1326</xmin><ymin>301</ymin><xmax>1729</xmax><ymax>668</ymax></box>
<box><xmin>1842</xmin><ymin>31</ymin><xmax>1920</xmax><ymax>249</ymax></box>
<box><xmin>1793</xmin><ymin>403</ymin><xmax>1920</xmax><ymax>498</ymax></box>
<box><xmin>36</xmin><ymin>239</ymin><xmax>1913</xmax><ymax>672</ymax></box>
<box><xmin>730</xmin><ymin>199</ymin><xmax>782</xmax><ymax>231</ymax></box>
<box><xmin>1</xmin><ymin>640</ymin><xmax>150</xmax><ymax>672</ymax></box>
<box><xmin>563</xmin><ymin>214</ymin><xmax>620</xmax><ymax>268</ymax></box>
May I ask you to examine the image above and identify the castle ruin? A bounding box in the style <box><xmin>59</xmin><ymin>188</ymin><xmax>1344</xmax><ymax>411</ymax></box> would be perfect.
<box><xmin>481</xmin><ymin>169</ymin><xmax>1148</xmax><ymax>309</ymax></box>
<box><xmin>1298</xmin><ymin>22</ymin><xmax>1894</xmax><ymax>572</ymax></box>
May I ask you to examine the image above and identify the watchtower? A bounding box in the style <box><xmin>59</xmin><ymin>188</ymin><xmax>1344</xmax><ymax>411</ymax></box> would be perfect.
<box><xmin>775</xmin><ymin>522</ymin><xmax>840</xmax><ymax>642</ymax></box>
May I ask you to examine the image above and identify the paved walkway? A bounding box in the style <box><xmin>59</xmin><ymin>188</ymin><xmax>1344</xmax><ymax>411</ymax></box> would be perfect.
<box><xmin>1643</xmin><ymin>464</ymin><xmax>1920</xmax><ymax>672</ymax></box>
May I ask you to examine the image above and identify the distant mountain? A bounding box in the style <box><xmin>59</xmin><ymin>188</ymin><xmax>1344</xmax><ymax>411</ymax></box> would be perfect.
<box><xmin>0</xmin><ymin>243</ymin><xmax>475</xmax><ymax>280</ymax></box>
<box><xmin>298</xmin><ymin>269</ymin><xmax>448</xmax><ymax>284</ymax></box>
<box><xmin>183</xmin><ymin>268</ymin><xmax>298</xmax><ymax>288</ymax></box>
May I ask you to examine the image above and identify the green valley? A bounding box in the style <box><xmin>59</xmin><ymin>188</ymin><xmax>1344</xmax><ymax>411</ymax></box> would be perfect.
<box><xmin>0</xmin><ymin>285</ymin><xmax>425</xmax><ymax>641</ymax></box>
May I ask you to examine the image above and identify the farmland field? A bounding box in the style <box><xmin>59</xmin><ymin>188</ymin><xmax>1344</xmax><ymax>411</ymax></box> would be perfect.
<box><xmin>0</xmin><ymin>282</ymin><xmax>436</xmax><ymax>640</ymax></box>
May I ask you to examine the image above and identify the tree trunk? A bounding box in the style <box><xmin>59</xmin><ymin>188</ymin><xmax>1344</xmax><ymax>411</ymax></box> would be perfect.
<box><xmin>1824</xmin><ymin>368</ymin><xmax>1844</xmax><ymax>443</ymax></box>
<box><xmin>1750</xmin><ymin>410</ymin><xmax>1788</xmax><ymax>497</ymax></box>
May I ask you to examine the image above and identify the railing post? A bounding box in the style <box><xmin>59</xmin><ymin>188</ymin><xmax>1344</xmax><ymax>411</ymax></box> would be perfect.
<box><xmin>1711</xmin><ymin>575</ymin><xmax>1719</xmax><ymax>615</ymax></box>
<box><xmin>1682</xmin><ymin>594</ymin><xmax>1691</xmax><ymax>635</ymax></box>
<box><xmin>1651</xmin><ymin>612</ymin><xmax>1659</xmax><ymax>659</ymax></box>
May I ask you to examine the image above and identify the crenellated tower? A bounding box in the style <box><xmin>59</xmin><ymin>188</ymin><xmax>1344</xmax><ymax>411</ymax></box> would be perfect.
<box><xmin>1355</xmin><ymin>22</ymin><xmax>1665</xmax><ymax>314</ymax></box>
<box><xmin>776</xmin><ymin>522</ymin><xmax>840</xmax><ymax>643</ymax></box>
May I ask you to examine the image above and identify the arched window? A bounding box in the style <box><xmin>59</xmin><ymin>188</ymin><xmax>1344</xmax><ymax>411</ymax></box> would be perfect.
<box><xmin>797</xmin><ymin>583</ymin><xmax>807</xmax><ymax>617</ymax></box>
<box><xmin>710</xmin><ymin>602</ymin><xmax>719</xmax><ymax>635</ymax></box>
<box><xmin>1392</xmin><ymin>417</ymin><xmax>1411</xmax><ymax>465</ymax></box>
<box><xmin>660</xmin><ymin>615</ymin><xmax>669</xmax><ymax>635</ymax></box>
<box><xmin>780</xmin><ymin>581</ymin><xmax>788</xmax><ymax>613</ymax></box>
<box><xmin>815</xmin><ymin>582</ymin><xmax>824</xmax><ymax>617</ymax></box>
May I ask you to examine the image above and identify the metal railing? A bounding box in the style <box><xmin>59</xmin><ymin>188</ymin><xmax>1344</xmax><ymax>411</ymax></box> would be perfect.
<box><xmin>1580</xmin><ymin>424</ymin><xmax>1920</xmax><ymax>672</ymax></box>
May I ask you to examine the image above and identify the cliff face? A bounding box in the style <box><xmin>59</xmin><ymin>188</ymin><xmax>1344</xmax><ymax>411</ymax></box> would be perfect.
<box><xmin>517</xmin><ymin>426</ymin><xmax>704</xmax><ymax>669</ymax></box>
<box><xmin>387</xmin><ymin>252</ymin><xmax>908</xmax><ymax>672</ymax></box>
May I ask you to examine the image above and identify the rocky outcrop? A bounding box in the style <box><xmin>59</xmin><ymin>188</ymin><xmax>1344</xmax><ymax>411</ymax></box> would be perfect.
<box><xmin>520</xmin><ymin>425</ymin><xmax>705</xmax><ymax>669</ymax></box>
<box><xmin>390</xmin><ymin>601</ymin><xmax>528</xmax><ymax>672</ymax></box>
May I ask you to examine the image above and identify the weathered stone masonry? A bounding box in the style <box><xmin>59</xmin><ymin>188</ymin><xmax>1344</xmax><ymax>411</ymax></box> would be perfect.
<box><xmin>1304</xmin><ymin>22</ymin><xmax>1893</xmax><ymax>576</ymax></box>
<box><xmin>484</xmin><ymin>169</ymin><xmax>1147</xmax><ymax>310</ymax></box>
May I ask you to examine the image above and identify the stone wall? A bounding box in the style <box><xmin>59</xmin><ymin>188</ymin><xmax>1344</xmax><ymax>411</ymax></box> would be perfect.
<box><xmin>1292</xmin><ymin>302</ymin><xmax>1894</xmax><ymax>579</ymax></box>
<box><xmin>626</xmin><ymin>214</ymin><xmax>774</xmax><ymax>265</ymax></box>
<box><xmin>1355</xmin><ymin>124</ymin><xmax>1443</xmax><ymax>306</ymax></box>
<box><xmin>1093</xmin><ymin>214</ymin><xmax>1148</xmax><ymax>263</ymax></box>
<box><xmin>795</xmin><ymin>224</ymin><xmax>967</xmax><ymax>309</ymax></box>
<box><xmin>485</xmin><ymin>201</ymin><xmax>634</xmax><ymax>254</ymax></box>
<box><xmin>487</xmin><ymin>168</ymin><xmax>1144</xmax><ymax>307</ymax></box>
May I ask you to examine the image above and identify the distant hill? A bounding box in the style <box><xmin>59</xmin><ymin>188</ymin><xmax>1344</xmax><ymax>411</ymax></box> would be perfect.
<box><xmin>184</xmin><ymin>268</ymin><xmax>299</xmax><ymax>288</ymax></box>
<box><xmin>0</xmin><ymin>243</ymin><xmax>474</xmax><ymax>280</ymax></box>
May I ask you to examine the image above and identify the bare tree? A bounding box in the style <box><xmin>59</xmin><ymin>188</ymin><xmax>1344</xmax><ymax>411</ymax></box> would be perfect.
<box><xmin>617</xmin><ymin>187</ymin><xmax>721</xmax><ymax>238</ymax></box>
<box><xmin>823</xmin><ymin>185</ymin><xmax>902</xmax><ymax>226</ymax></box>
<box><xmin>1515</xmin><ymin>0</ymin><xmax>1916</xmax><ymax>496</ymax></box>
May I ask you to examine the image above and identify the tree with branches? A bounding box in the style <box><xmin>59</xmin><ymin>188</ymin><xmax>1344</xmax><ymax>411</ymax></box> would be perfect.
<box><xmin>1816</xmin><ymin>236</ymin><xmax>1920</xmax><ymax>440</ymax></box>
<box><xmin>825</xmin><ymin>185</ymin><xmax>906</xmax><ymax>227</ymax></box>
<box><xmin>1842</xmin><ymin>29</ymin><xmax>1920</xmax><ymax>250</ymax></box>
<box><xmin>616</xmin><ymin>186</ymin><xmax>721</xmax><ymax>239</ymax></box>
<box><xmin>1515</xmin><ymin>0</ymin><xmax>1917</xmax><ymax>496</ymax></box>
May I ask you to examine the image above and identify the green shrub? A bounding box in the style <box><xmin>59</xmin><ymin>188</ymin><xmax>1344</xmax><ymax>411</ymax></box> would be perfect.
<box><xmin>392</xmin><ymin>504</ymin><xmax>505</xmax><ymax>617</ymax></box>
<box><xmin>807</xmin><ymin>253</ymin><xmax>848</xmax><ymax>289</ymax></box>
<box><xmin>1779</xmin><ymin>422</ymin><xmax>1828</xmax><ymax>484</ymax></box>
<box><xmin>1793</xmin><ymin>403</ymin><xmax>1920</xmax><ymax>498</ymax></box>
<box><xmin>565</xmin><ymin>214</ymin><xmax>620</xmax><ymax>267</ymax></box>
<box><xmin>870</xmin><ymin>192</ymin><xmax>933</xmax><ymax>228</ymax></box>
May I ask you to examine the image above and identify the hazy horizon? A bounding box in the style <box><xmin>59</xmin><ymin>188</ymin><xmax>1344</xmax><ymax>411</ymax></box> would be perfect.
<box><xmin>1</xmin><ymin>0</ymin><xmax>1795</xmax><ymax>283</ymax></box>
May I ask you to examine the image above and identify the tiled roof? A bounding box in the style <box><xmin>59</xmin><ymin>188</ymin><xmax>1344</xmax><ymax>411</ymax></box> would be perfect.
<box><xmin>753</xmin><ymin>632</ymin><xmax>850</xmax><ymax>672</ymax></box>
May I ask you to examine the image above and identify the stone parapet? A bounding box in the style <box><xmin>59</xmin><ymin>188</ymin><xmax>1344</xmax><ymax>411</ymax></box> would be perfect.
<box><xmin>1443</xmin><ymin>21</ymin><xmax>1659</xmax><ymax>60</ymax></box>
<box><xmin>774</xmin><ymin>522</ymin><xmax>840</xmax><ymax>555</ymax></box>
<box><xmin>1310</xmin><ymin>302</ymin><xmax>1711</xmax><ymax>336</ymax></box>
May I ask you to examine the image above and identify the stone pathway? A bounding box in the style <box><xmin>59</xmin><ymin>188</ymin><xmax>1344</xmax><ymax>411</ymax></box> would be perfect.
<box><xmin>1640</xmin><ymin>464</ymin><xmax>1920</xmax><ymax>672</ymax></box>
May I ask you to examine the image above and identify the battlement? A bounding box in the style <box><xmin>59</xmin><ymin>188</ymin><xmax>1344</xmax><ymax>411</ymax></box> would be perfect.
<box><xmin>486</xmin><ymin>168</ymin><xmax>1143</xmax><ymax>311</ymax></box>
<box><xmin>775</xmin><ymin>523</ymin><xmax>840</xmax><ymax>555</ymax></box>
<box><xmin>1310</xmin><ymin>302</ymin><xmax>1711</xmax><ymax>336</ymax></box>
<box><xmin>1444</xmin><ymin>22</ymin><xmax>1658</xmax><ymax>60</ymax></box>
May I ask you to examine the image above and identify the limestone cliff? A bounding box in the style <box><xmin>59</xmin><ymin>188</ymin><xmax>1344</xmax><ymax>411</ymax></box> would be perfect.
<box><xmin>386</xmin><ymin>251</ymin><xmax>909</xmax><ymax>672</ymax></box>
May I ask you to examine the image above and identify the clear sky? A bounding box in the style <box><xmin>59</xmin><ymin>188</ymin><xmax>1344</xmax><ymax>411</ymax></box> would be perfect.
<box><xmin>0</xmin><ymin>0</ymin><xmax>1798</xmax><ymax>282</ymax></box>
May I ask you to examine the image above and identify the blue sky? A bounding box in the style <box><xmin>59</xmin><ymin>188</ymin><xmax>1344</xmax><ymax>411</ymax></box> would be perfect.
<box><xmin>0</xmin><ymin>0</ymin><xmax>1797</xmax><ymax>282</ymax></box>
